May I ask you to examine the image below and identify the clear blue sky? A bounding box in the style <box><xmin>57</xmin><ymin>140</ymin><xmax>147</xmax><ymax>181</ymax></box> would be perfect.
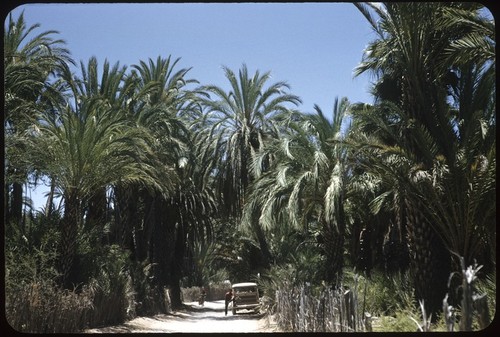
<box><xmin>7</xmin><ymin>2</ymin><xmax>377</xmax><ymax>210</ymax></box>
<box><xmin>9</xmin><ymin>2</ymin><xmax>375</xmax><ymax>111</ymax></box>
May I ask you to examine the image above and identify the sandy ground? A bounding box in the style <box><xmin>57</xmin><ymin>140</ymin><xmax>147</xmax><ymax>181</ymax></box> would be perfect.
<box><xmin>84</xmin><ymin>300</ymin><xmax>279</xmax><ymax>333</ymax></box>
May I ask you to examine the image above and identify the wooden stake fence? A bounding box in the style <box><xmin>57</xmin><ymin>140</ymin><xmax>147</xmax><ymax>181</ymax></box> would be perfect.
<box><xmin>275</xmin><ymin>284</ymin><xmax>367</xmax><ymax>332</ymax></box>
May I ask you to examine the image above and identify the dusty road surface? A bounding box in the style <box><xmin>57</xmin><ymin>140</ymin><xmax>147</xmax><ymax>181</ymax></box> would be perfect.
<box><xmin>84</xmin><ymin>300</ymin><xmax>278</xmax><ymax>333</ymax></box>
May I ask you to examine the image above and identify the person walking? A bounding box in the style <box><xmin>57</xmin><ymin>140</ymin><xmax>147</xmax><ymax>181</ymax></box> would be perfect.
<box><xmin>224</xmin><ymin>289</ymin><xmax>233</xmax><ymax>316</ymax></box>
<box><xmin>198</xmin><ymin>287</ymin><xmax>206</xmax><ymax>306</ymax></box>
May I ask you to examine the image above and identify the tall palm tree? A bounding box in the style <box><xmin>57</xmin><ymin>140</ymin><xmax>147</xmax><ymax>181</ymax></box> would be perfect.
<box><xmin>4</xmin><ymin>11</ymin><xmax>73</xmax><ymax>226</ymax></box>
<box><xmin>350</xmin><ymin>95</ymin><xmax>495</xmax><ymax>311</ymax></box>
<box><xmin>245</xmin><ymin>97</ymin><xmax>351</xmax><ymax>286</ymax></box>
<box><xmin>197</xmin><ymin>64</ymin><xmax>301</xmax><ymax>266</ymax></box>
<box><xmin>111</xmin><ymin>56</ymin><xmax>215</xmax><ymax>309</ymax></box>
<box><xmin>69</xmin><ymin>57</ymin><xmax>139</xmax><ymax>229</ymax></box>
<box><xmin>355</xmin><ymin>2</ymin><xmax>467</xmax><ymax>159</ymax></box>
<box><xmin>161</xmin><ymin>140</ymin><xmax>218</xmax><ymax>307</ymax></box>
<box><xmin>352</xmin><ymin>2</ymin><xmax>497</xmax><ymax>316</ymax></box>
<box><xmin>4</xmin><ymin>11</ymin><xmax>73</xmax><ymax>126</ymax></box>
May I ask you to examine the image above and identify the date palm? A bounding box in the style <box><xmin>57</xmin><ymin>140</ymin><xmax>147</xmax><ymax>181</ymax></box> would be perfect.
<box><xmin>112</xmin><ymin>56</ymin><xmax>217</xmax><ymax>308</ymax></box>
<box><xmin>68</xmin><ymin>57</ymin><xmax>139</xmax><ymax>228</ymax></box>
<box><xmin>4</xmin><ymin>11</ymin><xmax>73</xmax><ymax>226</ymax></box>
<box><xmin>245</xmin><ymin>97</ymin><xmax>351</xmax><ymax>286</ymax></box>
<box><xmin>111</xmin><ymin>56</ymin><xmax>191</xmax><ymax>255</ymax></box>
<box><xmin>74</xmin><ymin>56</ymin><xmax>136</xmax><ymax>109</ymax></box>
<box><xmin>128</xmin><ymin>56</ymin><xmax>198</xmax><ymax>173</ymax></box>
<box><xmin>4</xmin><ymin>11</ymin><xmax>73</xmax><ymax>127</ymax></box>
<box><xmin>349</xmin><ymin>102</ymin><xmax>451</xmax><ymax>314</ymax></box>
<box><xmin>352</xmin><ymin>2</ymin><xmax>495</xmax><ymax>316</ymax></box>
<box><xmin>160</xmin><ymin>140</ymin><xmax>219</xmax><ymax>307</ymax></box>
<box><xmin>197</xmin><ymin>64</ymin><xmax>301</xmax><ymax>266</ymax></box>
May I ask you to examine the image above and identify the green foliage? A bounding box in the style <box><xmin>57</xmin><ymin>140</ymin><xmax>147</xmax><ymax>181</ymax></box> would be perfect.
<box><xmin>258</xmin><ymin>264</ymin><xmax>295</xmax><ymax>308</ymax></box>
<box><xmin>5</xmin><ymin>213</ymin><xmax>61</xmax><ymax>290</ymax></box>
<box><xmin>183</xmin><ymin>238</ymin><xmax>229</xmax><ymax>287</ymax></box>
<box><xmin>5</xmin><ymin>213</ymin><xmax>134</xmax><ymax>332</ymax></box>
<box><xmin>343</xmin><ymin>270</ymin><xmax>451</xmax><ymax>332</ymax></box>
<box><xmin>81</xmin><ymin>245</ymin><xmax>134</xmax><ymax>326</ymax></box>
<box><xmin>126</xmin><ymin>260</ymin><xmax>171</xmax><ymax>316</ymax></box>
<box><xmin>350</xmin><ymin>270</ymin><xmax>414</xmax><ymax>317</ymax></box>
<box><xmin>197</xmin><ymin>63</ymin><xmax>301</xmax><ymax>238</ymax></box>
<box><xmin>388</xmin><ymin>303</ymin><xmax>448</xmax><ymax>332</ymax></box>
<box><xmin>257</xmin><ymin>248</ymin><xmax>325</xmax><ymax>313</ymax></box>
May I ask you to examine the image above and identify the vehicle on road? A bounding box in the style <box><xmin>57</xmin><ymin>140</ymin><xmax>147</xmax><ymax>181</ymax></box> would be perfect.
<box><xmin>231</xmin><ymin>282</ymin><xmax>260</xmax><ymax>315</ymax></box>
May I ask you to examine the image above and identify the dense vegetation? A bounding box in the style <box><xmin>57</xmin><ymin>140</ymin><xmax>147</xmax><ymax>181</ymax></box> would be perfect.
<box><xmin>4</xmin><ymin>3</ymin><xmax>495</xmax><ymax>332</ymax></box>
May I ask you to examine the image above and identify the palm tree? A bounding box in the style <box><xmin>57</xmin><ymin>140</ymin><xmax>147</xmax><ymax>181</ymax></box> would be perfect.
<box><xmin>4</xmin><ymin>11</ymin><xmax>73</xmax><ymax>226</ymax></box>
<box><xmin>418</xmin><ymin>65</ymin><xmax>495</xmax><ymax>271</ymax></box>
<box><xmin>197</xmin><ymin>64</ymin><xmax>302</xmax><ymax>266</ymax></box>
<box><xmin>245</xmin><ymin>97</ymin><xmax>351</xmax><ymax>287</ymax></box>
<box><xmin>352</xmin><ymin>2</ymin><xmax>496</xmax><ymax>316</ymax></box>
<box><xmin>162</xmin><ymin>146</ymin><xmax>218</xmax><ymax>307</ymax></box>
<box><xmin>4</xmin><ymin>11</ymin><xmax>73</xmax><ymax>125</ymax></box>
<box><xmin>70</xmin><ymin>57</ymin><xmax>140</xmax><ymax>229</ymax></box>
<box><xmin>110</xmin><ymin>55</ymin><xmax>216</xmax><ymax>309</ymax></box>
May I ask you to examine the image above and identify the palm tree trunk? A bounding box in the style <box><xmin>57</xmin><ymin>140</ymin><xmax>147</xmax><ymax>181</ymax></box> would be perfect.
<box><xmin>252</xmin><ymin>217</ymin><xmax>273</xmax><ymax>268</ymax></box>
<box><xmin>169</xmin><ymin>211</ymin><xmax>185</xmax><ymax>309</ymax></box>
<box><xmin>151</xmin><ymin>196</ymin><xmax>171</xmax><ymax>288</ymax></box>
<box><xmin>87</xmin><ymin>186</ymin><xmax>107</xmax><ymax>228</ymax></box>
<box><xmin>11</xmin><ymin>181</ymin><xmax>24</xmax><ymax>226</ymax></box>
<box><xmin>44</xmin><ymin>179</ymin><xmax>55</xmax><ymax>217</ymax></box>
<box><xmin>59</xmin><ymin>191</ymin><xmax>80</xmax><ymax>288</ymax></box>
<box><xmin>406</xmin><ymin>197</ymin><xmax>450</xmax><ymax>319</ymax></box>
<box><xmin>323</xmin><ymin>224</ymin><xmax>345</xmax><ymax>288</ymax></box>
<box><xmin>114</xmin><ymin>184</ymin><xmax>141</xmax><ymax>257</ymax></box>
<box><xmin>324</xmin><ymin>195</ymin><xmax>347</xmax><ymax>288</ymax></box>
<box><xmin>383</xmin><ymin>198</ymin><xmax>410</xmax><ymax>274</ymax></box>
<box><xmin>357</xmin><ymin>226</ymin><xmax>372</xmax><ymax>277</ymax></box>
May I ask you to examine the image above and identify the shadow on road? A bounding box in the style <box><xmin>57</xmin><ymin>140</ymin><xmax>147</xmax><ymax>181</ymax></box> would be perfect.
<box><xmin>185</xmin><ymin>305</ymin><xmax>225</xmax><ymax>313</ymax></box>
<box><xmin>84</xmin><ymin>300</ymin><xmax>272</xmax><ymax>333</ymax></box>
<box><xmin>175</xmin><ymin>301</ymin><xmax>265</xmax><ymax>321</ymax></box>
<box><xmin>197</xmin><ymin>312</ymin><xmax>265</xmax><ymax>321</ymax></box>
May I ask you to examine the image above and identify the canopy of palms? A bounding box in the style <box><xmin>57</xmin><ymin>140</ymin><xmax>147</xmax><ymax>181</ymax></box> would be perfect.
<box><xmin>27</xmin><ymin>95</ymin><xmax>162</xmax><ymax>287</ymax></box>
<box><xmin>25</xmin><ymin>56</ymin><xmax>174</xmax><ymax>288</ymax></box>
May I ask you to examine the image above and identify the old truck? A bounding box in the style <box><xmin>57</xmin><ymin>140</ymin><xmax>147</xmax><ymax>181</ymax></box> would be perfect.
<box><xmin>231</xmin><ymin>282</ymin><xmax>260</xmax><ymax>314</ymax></box>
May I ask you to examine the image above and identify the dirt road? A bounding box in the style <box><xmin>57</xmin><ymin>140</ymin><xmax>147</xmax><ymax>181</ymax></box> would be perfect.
<box><xmin>84</xmin><ymin>300</ymin><xmax>278</xmax><ymax>333</ymax></box>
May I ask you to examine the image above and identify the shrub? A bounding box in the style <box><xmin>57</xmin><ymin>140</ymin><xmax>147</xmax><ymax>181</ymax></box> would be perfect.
<box><xmin>80</xmin><ymin>245</ymin><xmax>133</xmax><ymax>327</ymax></box>
<box><xmin>5</xmin><ymin>212</ymin><xmax>136</xmax><ymax>332</ymax></box>
<box><xmin>351</xmin><ymin>270</ymin><xmax>414</xmax><ymax>317</ymax></box>
<box><xmin>128</xmin><ymin>260</ymin><xmax>170</xmax><ymax>316</ymax></box>
<box><xmin>6</xmin><ymin>278</ymin><xmax>93</xmax><ymax>333</ymax></box>
<box><xmin>181</xmin><ymin>286</ymin><xmax>201</xmax><ymax>302</ymax></box>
